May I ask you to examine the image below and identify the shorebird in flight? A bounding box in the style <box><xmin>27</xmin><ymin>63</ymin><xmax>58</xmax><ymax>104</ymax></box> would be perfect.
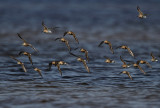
<box><xmin>137</xmin><ymin>60</ymin><xmax>152</xmax><ymax>68</ymax></box>
<box><xmin>120</xmin><ymin>56</ymin><xmax>130</xmax><ymax>68</ymax></box>
<box><xmin>98</xmin><ymin>40</ymin><xmax>114</xmax><ymax>54</ymax></box>
<box><xmin>42</xmin><ymin>21</ymin><xmax>59</xmax><ymax>33</ymax></box>
<box><xmin>70</xmin><ymin>52</ymin><xmax>90</xmax><ymax>73</ymax></box>
<box><xmin>55</xmin><ymin>37</ymin><xmax>71</xmax><ymax>51</ymax></box>
<box><xmin>137</xmin><ymin>6</ymin><xmax>147</xmax><ymax>19</ymax></box>
<box><xmin>133</xmin><ymin>61</ymin><xmax>146</xmax><ymax>74</ymax></box>
<box><xmin>80</xmin><ymin>48</ymin><xmax>89</xmax><ymax>62</ymax></box>
<box><xmin>150</xmin><ymin>52</ymin><xmax>158</xmax><ymax>62</ymax></box>
<box><xmin>17</xmin><ymin>33</ymin><xmax>38</xmax><ymax>52</ymax></box>
<box><xmin>10</xmin><ymin>56</ymin><xmax>27</xmax><ymax>72</ymax></box>
<box><xmin>34</xmin><ymin>67</ymin><xmax>43</xmax><ymax>78</ymax></box>
<box><xmin>104</xmin><ymin>56</ymin><xmax>115</xmax><ymax>63</ymax></box>
<box><xmin>63</xmin><ymin>31</ymin><xmax>79</xmax><ymax>44</ymax></box>
<box><xmin>120</xmin><ymin>71</ymin><xmax>133</xmax><ymax>80</ymax></box>
<box><xmin>49</xmin><ymin>61</ymin><xmax>68</xmax><ymax>76</ymax></box>
<box><xmin>117</xmin><ymin>45</ymin><xmax>134</xmax><ymax>57</ymax></box>
<box><xmin>19</xmin><ymin>51</ymin><xmax>33</xmax><ymax>65</ymax></box>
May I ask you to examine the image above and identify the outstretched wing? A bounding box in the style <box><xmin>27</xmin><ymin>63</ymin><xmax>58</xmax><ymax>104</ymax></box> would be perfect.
<box><xmin>126</xmin><ymin>47</ymin><xmax>134</xmax><ymax>57</ymax></box>
<box><xmin>57</xmin><ymin>65</ymin><xmax>62</xmax><ymax>76</ymax></box>
<box><xmin>28</xmin><ymin>55</ymin><xmax>33</xmax><ymax>65</ymax></box>
<box><xmin>64</xmin><ymin>40</ymin><xmax>71</xmax><ymax>51</ymax></box>
<box><xmin>48</xmin><ymin>62</ymin><xmax>52</xmax><ymax>70</ymax></box>
<box><xmin>120</xmin><ymin>56</ymin><xmax>126</xmax><ymax>65</ymax></box>
<box><xmin>137</xmin><ymin>6</ymin><xmax>144</xmax><ymax>15</ymax></box>
<box><xmin>17</xmin><ymin>33</ymin><xmax>27</xmax><ymax>43</ymax></box>
<box><xmin>55</xmin><ymin>38</ymin><xmax>61</xmax><ymax>41</ymax></box>
<box><xmin>108</xmin><ymin>42</ymin><xmax>114</xmax><ymax>54</ymax></box>
<box><xmin>29</xmin><ymin>44</ymin><xmax>38</xmax><ymax>52</ymax></box>
<box><xmin>126</xmin><ymin>72</ymin><xmax>133</xmax><ymax>80</ymax></box>
<box><xmin>137</xmin><ymin>64</ymin><xmax>146</xmax><ymax>74</ymax></box>
<box><xmin>18</xmin><ymin>51</ymin><xmax>24</xmax><ymax>55</ymax></box>
<box><xmin>69</xmin><ymin>52</ymin><xmax>80</xmax><ymax>58</ymax></box>
<box><xmin>20</xmin><ymin>63</ymin><xmax>27</xmax><ymax>72</ymax></box>
<box><xmin>151</xmin><ymin>52</ymin><xmax>155</xmax><ymax>59</ymax></box>
<box><xmin>42</xmin><ymin>21</ymin><xmax>48</xmax><ymax>30</ymax></box>
<box><xmin>145</xmin><ymin>61</ymin><xmax>152</xmax><ymax>68</ymax></box>
<box><xmin>85</xmin><ymin>51</ymin><xmax>89</xmax><ymax>62</ymax></box>
<box><xmin>72</xmin><ymin>33</ymin><xmax>79</xmax><ymax>44</ymax></box>
<box><xmin>82</xmin><ymin>60</ymin><xmax>90</xmax><ymax>73</ymax></box>
<box><xmin>10</xmin><ymin>56</ymin><xmax>20</xmax><ymax>62</ymax></box>
<box><xmin>63</xmin><ymin>31</ymin><xmax>68</xmax><ymax>36</ymax></box>
<box><xmin>98</xmin><ymin>41</ymin><xmax>104</xmax><ymax>47</ymax></box>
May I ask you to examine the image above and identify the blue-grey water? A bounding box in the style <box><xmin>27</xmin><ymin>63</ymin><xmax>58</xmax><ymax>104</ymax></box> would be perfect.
<box><xmin>0</xmin><ymin>0</ymin><xmax>160</xmax><ymax>108</ymax></box>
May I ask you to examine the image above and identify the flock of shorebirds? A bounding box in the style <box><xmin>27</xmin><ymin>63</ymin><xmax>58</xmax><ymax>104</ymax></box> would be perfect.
<box><xmin>9</xmin><ymin>6</ymin><xmax>159</xmax><ymax>80</ymax></box>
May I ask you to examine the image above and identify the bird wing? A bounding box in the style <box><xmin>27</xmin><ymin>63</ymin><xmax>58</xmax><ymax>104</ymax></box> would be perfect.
<box><xmin>151</xmin><ymin>52</ymin><xmax>155</xmax><ymax>59</ymax></box>
<box><xmin>57</xmin><ymin>65</ymin><xmax>62</xmax><ymax>76</ymax></box>
<box><xmin>29</xmin><ymin>44</ymin><xmax>38</xmax><ymax>52</ymax></box>
<box><xmin>20</xmin><ymin>63</ymin><xmax>27</xmax><ymax>72</ymax></box>
<box><xmin>126</xmin><ymin>72</ymin><xmax>133</xmax><ymax>80</ymax></box>
<box><xmin>69</xmin><ymin>52</ymin><xmax>81</xmax><ymax>58</ymax></box>
<box><xmin>37</xmin><ymin>69</ymin><xmax>43</xmax><ymax>78</ymax></box>
<box><xmin>120</xmin><ymin>56</ymin><xmax>126</xmax><ymax>65</ymax></box>
<box><xmin>64</xmin><ymin>40</ymin><xmax>71</xmax><ymax>51</ymax></box>
<box><xmin>145</xmin><ymin>61</ymin><xmax>152</xmax><ymax>68</ymax></box>
<box><xmin>18</xmin><ymin>51</ymin><xmax>24</xmax><ymax>55</ymax></box>
<box><xmin>108</xmin><ymin>42</ymin><xmax>114</xmax><ymax>54</ymax></box>
<box><xmin>72</xmin><ymin>33</ymin><xmax>79</xmax><ymax>44</ymax></box>
<box><xmin>137</xmin><ymin>6</ymin><xmax>144</xmax><ymax>15</ymax></box>
<box><xmin>17</xmin><ymin>33</ymin><xmax>27</xmax><ymax>43</ymax></box>
<box><xmin>82</xmin><ymin>60</ymin><xmax>90</xmax><ymax>73</ymax></box>
<box><xmin>10</xmin><ymin>56</ymin><xmax>20</xmax><ymax>62</ymax></box>
<box><xmin>28</xmin><ymin>55</ymin><xmax>33</xmax><ymax>65</ymax></box>
<box><xmin>85</xmin><ymin>51</ymin><xmax>89</xmax><ymax>62</ymax></box>
<box><xmin>137</xmin><ymin>64</ymin><xmax>146</xmax><ymax>74</ymax></box>
<box><xmin>55</xmin><ymin>38</ymin><xmax>61</xmax><ymax>41</ymax></box>
<box><xmin>42</xmin><ymin>21</ymin><xmax>48</xmax><ymax>30</ymax></box>
<box><xmin>48</xmin><ymin>62</ymin><xmax>52</xmax><ymax>70</ymax></box>
<box><xmin>126</xmin><ymin>47</ymin><xmax>134</xmax><ymax>57</ymax></box>
<box><xmin>63</xmin><ymin>31</ymin><xmax>68</xmax><ymax>36</ymax></box>
<box><xmin>98</xmin><ymin>41</ymin><xmax>104</xmax><ymax>47</ymax></box>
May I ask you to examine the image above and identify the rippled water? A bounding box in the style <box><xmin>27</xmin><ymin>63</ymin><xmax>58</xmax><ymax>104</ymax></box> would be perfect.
<box><xmin>0</xmin><ymin>0</ymin><xmax>160</xmax><ymax>108</ymax></box>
